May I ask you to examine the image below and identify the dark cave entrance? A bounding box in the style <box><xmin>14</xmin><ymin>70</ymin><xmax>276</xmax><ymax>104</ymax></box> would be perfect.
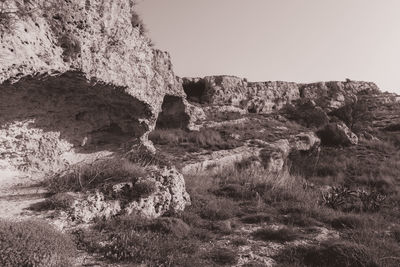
<box><xmin>0</xmin><ymin>71</ymin><xmax>152</xmax><ymax>152</ymax></box>
<box><xmin>155</xmin><ymin>95</ymin><xmax>190</xmax><ymax>129</ymax></box>
<box><xmin>182</xmin><ymin>79</ymin><xmax>206</xmax><ymax>103</ymax></box>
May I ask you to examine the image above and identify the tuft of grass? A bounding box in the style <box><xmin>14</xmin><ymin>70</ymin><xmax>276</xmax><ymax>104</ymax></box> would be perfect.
<box><xmin>207</xmin><ymin>247</ymin><xmax>238</xmax><ymax>265</ymax></box>
<box><xmin>330</xmin><ymin>214</ymin><xmax>366</xmax><ymax>230</ymax></box>
<box><xmin>252</xmin><ymin>226</ymin><xmax>300</xmax><ymax>243</ymax></box>
<box><xmin>0</xmin><ymin>220</ymin><xmax>75</xmax><ymax>267</ymax></box>
<box><xmin>46</xmin><ymin>157</ymin><xmax>146</xmax><ymax>193</ymax></box>
<box><xmin>274</xmin><ymin>240</ymin><xmax>379</xmax><ymax>267</ymax></box>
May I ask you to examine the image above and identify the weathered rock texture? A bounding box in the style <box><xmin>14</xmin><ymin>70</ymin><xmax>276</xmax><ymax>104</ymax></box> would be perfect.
<box><xmin>65</xmin><ymin>167</ymin><xmax>190</xmax><ymax>223</ymax></box>
<box><xmin>183</xmin><ymin>76</ymin><xmax>380</xmax><ymax>114</ymax></box>
<box><xmin>181</xmin><ymin>132</ymin><xmax>320</xmax><ymax>176</ymax></box>
<box><xmin>0</xmin><ymin>0</ymin><xmax>190</xmax><ymax>175</ymax></box>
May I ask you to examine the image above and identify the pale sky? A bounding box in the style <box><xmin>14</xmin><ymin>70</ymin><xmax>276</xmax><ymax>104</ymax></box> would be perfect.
<box><xmin>137</xmin><ymin>0</ymin><xmax>400</xmax><ymax>93</ymax></box>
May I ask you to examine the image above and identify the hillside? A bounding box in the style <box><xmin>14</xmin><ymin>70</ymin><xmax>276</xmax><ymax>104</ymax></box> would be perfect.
<box><xmin>1</xmin><ymin>1</ymin><xmax>400</xmax><ymax>267</ymax></box>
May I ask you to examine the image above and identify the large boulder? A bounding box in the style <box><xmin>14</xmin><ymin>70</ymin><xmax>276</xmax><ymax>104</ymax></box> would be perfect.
<box><xmin>66</xmin><ymin>167</ymin><xmax>190</xmax><ymax>223</ymax></box>
<box><xmin>317</xmin><ymin>122</ymin><xmax>359</xmax><ymax>146</ymax></box>
<box><xmin>0</xmin><ymin>0</ymin><xmax>191</xmax><ymax>176</ymax></box>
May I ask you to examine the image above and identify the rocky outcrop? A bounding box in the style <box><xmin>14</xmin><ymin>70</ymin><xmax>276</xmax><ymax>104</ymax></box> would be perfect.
<box><xmin>0</xmin><ymin>0</ymin><xmax>190</xmax><ymax>175</ymax></box>
<box><xmin>181</xmin><ymin>133</ymin><xmax>320</xmax><ymax>176</ymax></box>
<box><xmin>300</xmin><ymin>80</ymin><xmax>380</xmax><ymax>112</ymax></box>
<box><xmin>317</xmin><ymin>122</ymin><xmax>359</xmax><ymax>146</ymax></box>
<box><xmin>182</xmin><ymin>76</ymin><xmax>380</xmax><ymax>114</ymax></box>
<box><xmin>65</xmin><ymin>167</ymin><xmax>190</xmax><ymax>223</ymax></box>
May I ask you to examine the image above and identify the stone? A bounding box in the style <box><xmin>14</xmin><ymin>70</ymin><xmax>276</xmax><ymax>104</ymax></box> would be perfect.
<box><xmin>317</xmin><ymin>122</ymin><xmax>359</xmax><ymax>146</ymax></box>
<box><xmin>258</xmin><ymin>140</ymin><xmax>290</xmax><ymax>173</ymax></box>
<box><xmin>290</xmin><ymin>132</ymin><xmax>321</xmax><ymax>151</ymax></box>
<box><xmin>66</xmin><ymin>166</ymin><xmax>190</xmax><ymax>223</ymax></box>
<box><xmin>0</xmin><ymin>0</ymin><xmax>192</xmax><ymax>176</ymax></box>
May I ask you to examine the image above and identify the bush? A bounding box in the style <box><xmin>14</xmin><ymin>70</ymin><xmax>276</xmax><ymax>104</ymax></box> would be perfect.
<box><xmin>285</xmin><ymin>100</ymin><xmax>329</xmax><ymax>128</ymax></box>
<box><xmin>76</xmin><ymin>215</ymin><xmax>206</xmax><ymax>265</ymax></box>
<box><xmin>149</xmin><ymin>217</ymin><xmax>191</xmax><ymax>238</ymax></box>
<box><xmin>303</xmin><ymin>240</ymin><xmax>378</xmax><ymax>267</ymax></box>
<box><xmin>252</xmin><ymin>226</ymin><xmax>300</xmax><ymax>243</ymax></box>
<box><xmin>0</xmin><ymin>220</ymin><xmax>75</xmax><ymax>267</ymax></box>
<box><xmin>200</xmin><ymin>198</ymin><xmax>237</xmax><ymax>221</ymax></box>
<box><xmin>275</xmin><ymin>240</ymin><xmax>378</xmax><ymax>267</ymax></box>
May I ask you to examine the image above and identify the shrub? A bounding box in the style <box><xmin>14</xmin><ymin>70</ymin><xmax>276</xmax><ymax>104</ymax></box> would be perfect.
<box><xmin>303</xmin><ymin>240</ymin><xmax>378</xmax><ymax>267</ymax></box>
<box><xmin>77</xmin><ymin>215</ymin><xmax>205</xmax><ymax>265</ymax></box>
<box><xmin>149</xmin><ymin>217</ymin><xmax>191</xmax><ymax>238</ymax></box>
<box><xmin>252</xmin><ymin>226</ymin><xmax>300</xmax><ymax>243</ymax></box>
<box><xmin>285</xmin><ymin>100</ymin><xmax>329</xmax><ymax>128</ymax></box>
<box><xmin>274</xmin><ymin>240</ymin><xmax>378</xmax><ymax>267</ymax></box>
<box><xmin>0</xmin><ymin>220</ymin><xmax>75</xmax><ymax>267</ymax></box>
<box><xmin>200</xmin><ymin>198</ymin><xmax>236</xmax><ymax>221</ymax></box>
<box><xmin>207</xmin><ymin>247</ymin><xmax>238</xmax><ymax>265</ymax></box>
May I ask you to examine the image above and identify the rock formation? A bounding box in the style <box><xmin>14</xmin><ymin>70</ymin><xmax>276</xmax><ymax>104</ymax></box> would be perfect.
<box><xmin>0</xmin><ymin>0</ymin><xmax>192</xmax><ymax>176</ymax></box>
<box><xmin>182</xmin><ymin>75</ymin><xmax>380</xmax><ymax>114</ymax></box>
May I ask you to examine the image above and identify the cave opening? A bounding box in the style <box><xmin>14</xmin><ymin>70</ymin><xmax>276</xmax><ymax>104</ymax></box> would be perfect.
<box><xmin>0</xmin><ymin>71</ymin><xmax>152</xmax><ymax>153</ymax></box>
<box><xmin>155</xmin><ymin>95</ymin><xmax>190</xmax><ymax>129</ymax></box>
<box><xmin>182</xmin><ymin>79</ymin><xmax>206</xmax><ymax>103</ymax></box>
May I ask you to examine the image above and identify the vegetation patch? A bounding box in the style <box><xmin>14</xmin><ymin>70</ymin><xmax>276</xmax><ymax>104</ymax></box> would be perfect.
<box><xmin>0</xmin><ymin>220</ymin><xmax>75</xmax><ymax>267</ymax></box>
<box><xmin>46</xmin><ymin>158</ymin><xmax>146</xmax><ymax>194</ymax></box>
<box><xmin>252</xmin><ymin>226</ymin><xmax>300</xmax><ymax>243</ymax></box>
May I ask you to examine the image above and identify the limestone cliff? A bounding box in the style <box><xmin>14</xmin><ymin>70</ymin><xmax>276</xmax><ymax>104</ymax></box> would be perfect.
<box><xmin>183</xmin><ymin>75</ymin><xmax>380</xmax><ymax>113</ymax></box>
<box><xmin>0</xmin><ymin>0</ymin><xmax>188</xmax><ymax>176</ymax></box>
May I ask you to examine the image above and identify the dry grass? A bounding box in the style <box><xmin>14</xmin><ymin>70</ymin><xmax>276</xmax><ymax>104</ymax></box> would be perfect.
<box><xmin>46</xmin><ymin>157</ymin><xmax>146</xmax><ymax>193</ymax></box>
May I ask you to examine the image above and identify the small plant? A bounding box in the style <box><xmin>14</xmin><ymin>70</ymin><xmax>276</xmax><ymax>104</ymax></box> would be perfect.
<box><xmin>321</xmin><ymin>186</ymin><xmax>357</xmax><ymax>210</ymax></box>
<box><xmin>358</xmin><ymin>189</ymin><xmax>386</xmax><ymax>212</ymax></box>
<box><xmin>0</xmin><ymin>220</ymin><xmax>75</xmax><ymax>267</ymax></box>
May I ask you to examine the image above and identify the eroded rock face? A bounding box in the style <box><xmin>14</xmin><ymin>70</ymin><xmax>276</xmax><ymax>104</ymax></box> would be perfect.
<box><xmin>0</xmin><ymin>0</ymin><xmax>190</xmax><ymax>175</ymax></box>
<box><xmin>67</xmin><ymin>167</ymin><xmax>190</xmax><ymax>223</ymax></box>
<box><xmin>0</xmin><ymin>72</ymin><xmax>152</xmax><ymax>175</ymax></box>
<box><xmin>182</xmin><ymin>76</ymin><xmax>380</xmax><ymax>114</ymax></box>
<box><xmin>300</xmin><ymin>81</ymin><xmax>380</xmax><ymax>112</ymax></box>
